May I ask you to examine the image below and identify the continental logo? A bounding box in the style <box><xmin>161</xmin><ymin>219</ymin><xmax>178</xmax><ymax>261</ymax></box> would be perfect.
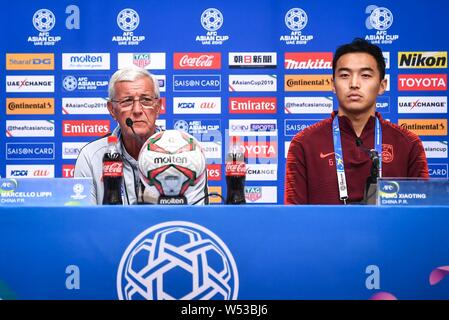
<box><xmin>398</xmin><ymin>119</ymin><xmax>447</xmax><ymax>136</ymax></box>
<box><xmin>6</xmin><ymin>53</ymin><xmax>54</xmax><ymax>70</ymax></box>
<box><xmin>6</xmin><ymin>98</ymin><xmax>54</xmax><ymax>115</ymax></box>
<box><xmin>284</xmin><ymin>75</ymin><xmax>333</xmax><ymax>91</ymax></box>
<box><xmin>398</xmin><ymin>52</ymin><xmax>447</xmax><ymax>68</ymax></box>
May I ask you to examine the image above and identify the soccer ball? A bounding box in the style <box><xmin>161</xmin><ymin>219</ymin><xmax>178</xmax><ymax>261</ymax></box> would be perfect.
<box><xmin>138</xmin><ymin>130</ymin><xmax>207</xmax><ymax>204</ymax></box>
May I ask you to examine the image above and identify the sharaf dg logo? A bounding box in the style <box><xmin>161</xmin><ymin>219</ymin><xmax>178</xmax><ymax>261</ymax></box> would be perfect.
<box><xmin>6</xmin><ymin>53</ymin><xmax>54</xmax><ymax>70</ymax></box>
<box><xmin>117</xmin><ymin>221</ymin><xmax>239</xmax><ymax>300</ymax></box>
<box><xmin>398</xmin><ymin>52</ymin><xmax>447</xmax><ymax>68</ymax></box>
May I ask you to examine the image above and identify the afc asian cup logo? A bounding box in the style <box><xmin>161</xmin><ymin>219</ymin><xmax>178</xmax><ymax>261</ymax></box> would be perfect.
<box><xmin>174</xmin><ymin>120</ymin><xmax>189</xmax><ymax>132</ymax></box>
<box><xmin>368</xmin><ymin>7</ymin><xmax>393</xmax><ymax>31</ymax></box>
<box><xmin>285</xmin><ymin>8</ymin><xmax>308</xmax><ymax>31</ymax></box>
<box><xmin>63</xmin><ymin>76</ymin><xmax>77</xmax><ymax>91</ymax></box>
<box><xmin>117</xmin><ymin>221</ymin><xmax>239</xmax><ymax>300</ymax></box>
<box><xmin>117</xmin><ymin>8</ymin><xmax>140</xmax><ymax>32</ymax></box>
<box><xmin>201</xmin><ymin>8</ymin><xmax>223</xmax><ymax>32</ymax></box>
<box><xmin>33</xmin><ymin>9</ymin><xmax>56</xmax><ymax>32</ymax></box>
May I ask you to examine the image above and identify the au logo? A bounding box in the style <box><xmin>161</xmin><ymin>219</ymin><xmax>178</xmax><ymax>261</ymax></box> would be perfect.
<box><xmin>117</xmin><ymin>221</ymin><xmax>239</xmax><ymax>300</ymax></box>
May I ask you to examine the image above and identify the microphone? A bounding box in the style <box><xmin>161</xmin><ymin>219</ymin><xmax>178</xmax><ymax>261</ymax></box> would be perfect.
<box><xmin>355</xmin><ymin>137</ymin><xmax>363</xmax><ymax>146</ymax></box>
<box><xmin>125</xmin><ymin>118</ymin><xmax>144</xmax><ymax>145</ymax></box>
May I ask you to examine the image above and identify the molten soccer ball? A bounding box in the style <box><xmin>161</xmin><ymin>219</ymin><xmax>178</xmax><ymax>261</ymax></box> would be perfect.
<box><xmin>138</xmin><ymin>130</ymin><xmax>207</xmax><ymax>204</ymax></box>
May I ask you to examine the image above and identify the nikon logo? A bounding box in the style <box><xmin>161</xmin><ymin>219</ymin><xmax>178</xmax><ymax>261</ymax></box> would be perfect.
<box><xmin>398</xmin><ymin>52</ymin><xmax>447</xmax><ymax>68</ymax></box>
<box><xmin>154</xmin><ymin>155</ymin><xmax>187</xmax><ymax>164</ymax></box>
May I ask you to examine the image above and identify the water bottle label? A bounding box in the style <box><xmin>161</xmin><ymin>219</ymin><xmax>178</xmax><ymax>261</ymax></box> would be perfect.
<box><xmin>103</xmin><ymin>162</ymin><xmax>123</xmax><ymax>177</ymax></box>
<box><xmin>225</xmin><ymin>162</ymin><xmax>246</xmax><ymax>176</ymax></box>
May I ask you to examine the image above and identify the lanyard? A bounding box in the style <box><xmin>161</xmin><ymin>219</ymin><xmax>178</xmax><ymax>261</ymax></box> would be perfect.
<box><xmin>332</xmin><ymin>115</ymin><xmax>382</xmax><ymax>204</ymax></box>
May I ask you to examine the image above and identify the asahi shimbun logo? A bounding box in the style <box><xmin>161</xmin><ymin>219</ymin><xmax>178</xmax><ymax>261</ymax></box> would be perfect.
<box><xmin>196</xmin><ymin>8</ymin><xmax>229</xmax><ymax>45</ymax></box>
<box><xmin>28</xmin><ymin>9</ymin><xmax>61</xmax><ymax>46</ymax></box>
<box><xmin>280</xmin><ymin>8</ymin><xmax>313</xmax><ymax>45</ymax></box>
<box><xmin>117</xmin><ymin>221</ymin><xmax>239</xmax><ymax>300</ymax></box>
<box><xmin>365</xmin><ymin>5</ymin><xmax>399</xmax><ymax>45</ymax></box>
<box><xmin>112</xmin><ymin>8</ymin><xmax>145</xmax><ymax>45</ymax></box>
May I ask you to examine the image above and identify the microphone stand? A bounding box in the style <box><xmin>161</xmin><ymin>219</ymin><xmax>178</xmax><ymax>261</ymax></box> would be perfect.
<box><xmin>364</xmin><ymin>150</ymin><xmax>379</xmax><ymax>204</ymax></box>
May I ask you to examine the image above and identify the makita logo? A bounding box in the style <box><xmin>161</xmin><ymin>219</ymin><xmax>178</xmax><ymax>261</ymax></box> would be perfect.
<box><xmin>174</xmin><ymin>53</ymin><xmax>221</xmax><ymax>69</ymax></box>
<box><xmin>154</xmin><ymin>155</ymin><xmax>187</xmax><ymax>164</ymax></box>
<box><xmin>62</xmin><ymin>120</ymin><xmax>110</xmax><ymax>136</ymax></box>
<box><xmin>284</xmin><ymin>52</ymin><xmax>333</xmax><ymax>69</ymax></box>
<box><xmin>229</xmin><ymin>98</ymin><xmax>276</xmax><ymax>113</ymax></box>
<box><xmin>398</xmin><ymin>74</ymin><xmax>447</xmax><ymax>91</ymax></box>
<box><xmin>398</xmin><ymin>52</ymin><xmax>447</xmax><ymax>68</ymax></box>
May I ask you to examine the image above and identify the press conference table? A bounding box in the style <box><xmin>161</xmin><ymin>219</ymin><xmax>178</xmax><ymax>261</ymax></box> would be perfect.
<box><xmin>0</xmin><ymin>205</ymin><xmax>448</xmax><ymax>300</ymax></box>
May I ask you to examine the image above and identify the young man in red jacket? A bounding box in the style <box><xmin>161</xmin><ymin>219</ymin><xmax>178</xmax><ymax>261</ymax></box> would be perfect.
<box><xmin>285</xmin><ymin>38</ymin><xmax>428</xmax><ymax>204</ymax></box>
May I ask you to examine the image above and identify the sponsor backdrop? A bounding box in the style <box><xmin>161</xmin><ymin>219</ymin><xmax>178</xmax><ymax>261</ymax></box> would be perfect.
<box><xmin>1</xmin><ymin>0</ymin><xmax>448</xmax><ymax>203</ymax></box>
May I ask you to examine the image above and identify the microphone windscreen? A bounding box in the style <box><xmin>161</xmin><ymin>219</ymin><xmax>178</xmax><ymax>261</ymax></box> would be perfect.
<box><xmin>125</xmin><ymin>118</ymin><xmax>133</xmax><ymax>128</ymax></box>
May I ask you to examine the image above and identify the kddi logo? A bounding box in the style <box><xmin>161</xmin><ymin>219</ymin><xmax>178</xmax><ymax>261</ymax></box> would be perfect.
<box><xmin>280</xmin><ymin>8</ymin><xmax>314</xmax><ymax>45</ymax></box>
<box><xmin>196</xmin><ymin>8</ymin><xmax>230</xmax><ymax>45</ymax></box>
<box><xmin>398</xmin><ymin>52</ymin><xmax>448</xmax><ymax>69</ymax></box>
<box><xmin>112</xmin><ymin>8</ymin><xmax>145</xmax><ymax>45</ymax></box>
<box><xmin>364</xmin><ymin>5</ymin><xmax>399</xmax><ymax>44</ymax></box>
<box><xmin>28</xmin><ymin>6</ymin><xmax>80</xmax><ymax>46</ymax></box>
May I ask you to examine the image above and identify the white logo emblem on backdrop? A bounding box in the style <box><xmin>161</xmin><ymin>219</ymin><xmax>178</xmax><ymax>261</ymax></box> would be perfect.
<box><xmin>117</xmin><ymin>8</ymin><xmax>140</xmax><ymax>31</ymax></box>
<box><xmin>71</xmin><ymin>183</ymin><xmax>87</xmax><ymax>200</ymax></box>
<box><xmin>368</xmin><ymin>7</ymin><xmax>393</xmax><ymax>31</ymax></box>
<box><xmin>364</xmin><ymin>5</ymin><xmax>398</xmax><ymax>44</ymax></box>
<box><xmin>117</xmin><ymin>221</ymin><xmax>239</xmax><ymax>300</ymax></box>
<box><xmin>280</xmin><ymin>8</ymin><xmax>313</xmax><ymax>45</ymax></box>
<box><xmin>62</xmin><ymin>76</ymin><xmax>77</xmax><ymax>91</ymax></box>
<box><xmin>196</xmin><ymin>8</ymin><xmax>229</xmax><ymax>45</ymax></box>
<box><xmin>33</xmin><ymin>9</ymin><xmax>56</xmax><ymax>32</ymax></box>
<box><xmin>285</xmin><ymin>8</ymin><xmax>308</xmax><ymax>31</ymax></box>
<box><xmin>174</xmin><ymin>120</ymin><xmax>189</xmax><ymax>132</ymax></box>
<box><xmin>201</xmin><ymin>8</ymin><xmax>223</xmax><ymax>32</ymax></box>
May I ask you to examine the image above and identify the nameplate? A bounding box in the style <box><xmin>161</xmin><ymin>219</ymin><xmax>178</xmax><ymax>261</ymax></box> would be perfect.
<box><xmin>0</xmin><ymin>178</ymin><xmax>93</xmax><ymax>206</ymax></box>
<box><xmin>378</xmin><ymin>178</ymin><xmax>449</xmax><ymax>205</ymax></box>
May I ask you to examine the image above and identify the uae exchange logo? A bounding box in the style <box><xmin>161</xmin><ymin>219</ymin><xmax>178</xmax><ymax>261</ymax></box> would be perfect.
<box><xmin>201</xmin><ymin>8</ymin><xmax>223</xmax><ymax>32</ymax></box>
<box><xmin>32</xmin><ymin>9</ymin><xmax>56</xmax><ymax>32</ymax></box>
<box><xmin>117</xmin><ymin>8</ymin><xmax>140</xmax><ymax>32</ymax></box>
<box><xmin>285</xmin><ymin>8</ymin><xmax>308</xmax><ymax>31</ymax></box>
<box><xmin>117</xmin><ymin>221</ymin><xmax>239</xmax><ymax>300</ymax></box>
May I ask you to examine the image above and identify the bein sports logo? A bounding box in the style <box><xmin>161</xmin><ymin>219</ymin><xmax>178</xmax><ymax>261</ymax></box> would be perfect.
<box><xmin>117</xmin><ymin>221</ymin><xmax>239</xmax><ymax>300</ymax></box>
<box><xmin>117</xmin><ymin>8</ymin><xmax>140</xmax><ymax>32</ymax></box>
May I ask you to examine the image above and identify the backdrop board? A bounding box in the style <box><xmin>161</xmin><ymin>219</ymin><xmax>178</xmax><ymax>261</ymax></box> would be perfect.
<box><xmin>1</xmin><ymin>0</ymin><xmax>448</xmax><ymax>203</ymax></box>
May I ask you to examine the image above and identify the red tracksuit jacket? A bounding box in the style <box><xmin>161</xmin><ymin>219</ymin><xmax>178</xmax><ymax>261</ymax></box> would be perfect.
<box><xmin>285</xmin><ymin>112</ymin><xmax>429</xmax><ymax>204</ymax></box>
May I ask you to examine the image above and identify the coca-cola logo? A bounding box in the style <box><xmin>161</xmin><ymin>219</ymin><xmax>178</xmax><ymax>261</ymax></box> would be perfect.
<box><xmin>225</xmin><ymin>163</ymin><xmax>246</xmax><ymax>176</ymax></box>
<box><xmin>103</xmin><ymin>162</ymin><xmax>123</xmax><ymax>176</ymax></box>
<box><xmin>181</xmin><ymin>55</ymin><xmax>213</xmax><ymax>67</ymax></box>
<box><xmin>174</xmin><ymin>53</ymin><xmax>221</xmax><ymax>69</ymax></box>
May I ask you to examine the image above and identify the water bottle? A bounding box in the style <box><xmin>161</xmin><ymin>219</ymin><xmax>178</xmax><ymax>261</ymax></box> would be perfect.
<box><xmin>225</xmin><ymin>142</ymin><xmax>246</xmax><ymax>204</ymax></box>
<box><xmin>102</xmin><ymin>136</ymin><xmax>123</xmax><ymax>205</ymax></box>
